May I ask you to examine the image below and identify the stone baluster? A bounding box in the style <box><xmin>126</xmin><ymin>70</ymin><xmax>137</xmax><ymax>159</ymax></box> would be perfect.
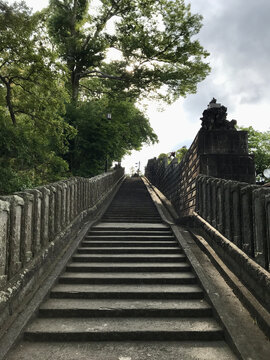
<box><xmin>0</xmin><ymin>199</ymin><xmax>10</xmax><ymax>286</ymax></box>
<box><xmin>216</xmin><ymin>179</ymin><xmax>224</xmax><ymax>234</ymax></box>
<box><xmin>230</xmin><ymin>182</ymin><xmax>242</xmax><ymax>248</ymax></box>
<box><xmin>26</xmin><ymin>189</ymin><xmax>43</xmax><ymax>255</ymax></box>
<box><xmin>223</xmin><ymin>180</ymin><xmax>233</xmax><ymax>241</ymax></box>
<box><xmin>39</xmin><ymin>187</ymin><xmax>50</xmax><ymax>247</ymax></box>
<box><xmin>240</xmin><ymin>185</ymin><xmax>258</xmax><ymax>257</ymax></box>
<box><xmin>16</xmin><ymin>192</ymin><xmax>34</xmax><ymax>264</ymax></box>
<box><xmin>45</xmin><ymin>185</ymin><xmax>57</xmax><ymax>241</ymax></box>
<box><xmin>211</xmin><ymin>178</ymin><xmax>219</xmax><ymax>228</ymax></box>
<box><xmin>1</xmin><ymin>195</ymin><xmax>24</xmax><ymax>278</ymax></box>
<box><xmin>54</xmin><ymin>184</ymin><xmax>62</xmax><ymax>234</ymax></box>
<box><xmin>253</xmin><ymin>188</ymin><xmax>269</xmax><ymax>269</ymax></box>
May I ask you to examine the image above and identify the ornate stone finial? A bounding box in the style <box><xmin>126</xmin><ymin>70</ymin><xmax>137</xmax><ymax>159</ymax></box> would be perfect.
<box><xmin>200</xmin><ymin>98</ymin><xmax>237</xmax><ymax>130</ymax></box>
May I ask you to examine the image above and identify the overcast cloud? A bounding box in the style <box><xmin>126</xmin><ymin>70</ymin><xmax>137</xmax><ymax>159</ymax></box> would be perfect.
<box><xmin>184</xmin><ymin>0</ymin><xmax>270</xmax><ymax>120</ymax></box>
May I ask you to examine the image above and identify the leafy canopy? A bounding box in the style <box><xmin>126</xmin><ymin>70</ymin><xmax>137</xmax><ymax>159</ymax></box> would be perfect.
<box><xmin>65</xmin><ymin>97</ymin><xmax>158</xmax><ymax>176</ymax></box>
<box><xmin>47</xmin><ymin>0</ymin><xmax>210</xmax><ymax>103</ymax></box>
<box><xmin>239</xmin><ymin>126</ymin><xmax>270</xmax><ymax>178</ymax></box>
<box><xmin>158</xmin><ymin>146</ymin><xmax>188</xmax><ymax>163</ymax></box>
<box><xmin>0</xmin><ymin>1</ymin><xmax>76</xmax><ymax>194</ymax></box>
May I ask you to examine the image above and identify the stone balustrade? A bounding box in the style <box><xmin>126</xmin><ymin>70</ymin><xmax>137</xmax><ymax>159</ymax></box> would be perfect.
<box><xmin>0</xmin><ymin>169</ymin><xmax>124</xmax><ymax>290</ymax></box>
<box><xmin>196</xmin><ymin>174</ymin><xmax>270</xmax><ymax>271</ymax></box>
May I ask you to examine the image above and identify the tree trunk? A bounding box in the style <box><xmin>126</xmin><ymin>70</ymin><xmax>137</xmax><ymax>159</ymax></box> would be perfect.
<box><xmin>71</xmin><ymin>70</ymin><xmax>80</xmax><ymax>104</ymax></box>
<box><xmin>0</xmin><ymin>75</ymin><xmax>17</xmax><ymax>126</ymax></box>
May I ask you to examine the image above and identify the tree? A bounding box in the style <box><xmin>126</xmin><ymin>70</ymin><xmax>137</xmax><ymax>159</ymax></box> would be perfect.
<box><xmin>47</xmin><ymin>0</ymin><xmax>210</xmax><ymax>104</ymax></box>
<box><xmin>0</xmin><ymin>1</ymin><xmax>76</xmax><ymax>194</ymax></box>
<box><xmin>239</xmin><ymin>126</ymin><xmax>270</xmax><ymax>178</ymax></box>
<box><xmin>158</xmin><ymin>146</ymin><xmax>188</xmax><ymax>164</ymax></box>
<box><xmin>175</xmin><ymin>145</ymin><xmax>188</xmax><ymax>162</ymax></box>
<box><xmin>65</xmin><ymin>97</ymin><xmax>158</xmax><ymax>176</ymax></box>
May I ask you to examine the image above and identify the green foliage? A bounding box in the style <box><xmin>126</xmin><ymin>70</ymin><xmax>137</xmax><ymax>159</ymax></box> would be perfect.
<box><xmin>65</xmin><ymin>98</ymin><xmax>158</xmax><ymax>176</ymax></box>
<box><xmin>239</xmin><ymin>126</ymin><xmax>270</xmax><ymax>178</ymax></box>
<box><xmin>175</xmin><ymin>146</ymin><xmax>188</xmax><ymax>162</ymax></box>
<box><xmin>47</xmin><ymin>0</ymin><xmax>210</xmax><ymax>103</ymax></box>
<box><xmin>0</xmin><ymin>0</ymin><xmax>210</xmax><ymax>193</ymax></box>
<box><xmin>158</xmin><ymin>146</ymin><xmax>188</xmax><ymax>164</ymax></box>
<box><xmin>0</xmin><ymin>1</ymin><xmax>76</xmax><ymax>194</ymax></box>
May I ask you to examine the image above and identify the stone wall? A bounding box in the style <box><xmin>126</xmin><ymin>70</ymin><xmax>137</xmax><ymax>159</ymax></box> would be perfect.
<box><xmin>145</xmin><ymin>128</ymin><xmax>255</xmax><ymax>218</ymax></box>
<box><xmin>0</xmin><ymin>169</ymin><xmax>124</xmax><ymax>289</ymax></box>
<box><xmin>196</xmin><ymin>174</ymin><xmax>270</xmax><ymax>271</ymax></box>
<box><xmin>145</xmin><ymin>133</ymin><xmax>200</xmax><ymax>217</ymax></box>
<box><xmin>0</xmin><ymin>169</ymin><xmax>124</xmax><ymax>327</ymax></box>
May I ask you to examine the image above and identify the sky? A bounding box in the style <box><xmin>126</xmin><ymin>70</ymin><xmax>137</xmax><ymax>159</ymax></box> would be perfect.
<box><xmin>8</xmin><ymin>0</ymin><xmax>270</xmax><ymax>173</ymax></box>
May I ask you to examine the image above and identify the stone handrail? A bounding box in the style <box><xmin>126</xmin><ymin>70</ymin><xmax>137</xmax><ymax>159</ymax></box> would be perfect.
<box><xmin>196</xmin><ymin>174</ymin><xmax>270</xmax><ymax>270</ymax></box>
<box><xmin>0</xmin><ymin>168</ymin><xmax>124</xmax><ymax>289</ymax></box>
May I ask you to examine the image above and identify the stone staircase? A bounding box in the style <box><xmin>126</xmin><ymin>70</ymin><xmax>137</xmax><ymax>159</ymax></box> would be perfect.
<box><xmin>5</xmin><ymin>177</ymin><xmax>236</xmax><ymax>359</ymax></box>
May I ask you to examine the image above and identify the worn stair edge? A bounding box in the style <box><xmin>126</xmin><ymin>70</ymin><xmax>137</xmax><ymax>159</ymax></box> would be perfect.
<box><xmin>72</xmin><ymin>254</ymin><xmax>187</xmax><ymax>263</ymax></box>
<box><xmin>24</xmin><ymin>317</ymin><xmax>224</xmax><ymax>342</ymax></box>
<box><xmin>65</xmin><ymin>262</ymin><xmax>191</xmax><ymax>272</ymax></box>
<box><xmin>50</xmin><ymin>283</ymin><xmax>205</xmax><ymax>300</ymax></box>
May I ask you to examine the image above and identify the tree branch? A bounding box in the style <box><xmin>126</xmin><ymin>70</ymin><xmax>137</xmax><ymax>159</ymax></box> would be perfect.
<box><xmin>83</xmin><ymin>0</ymin><xmax>122</xmax><ymax>50</ymax></box>
<box><xmin>0</xmin><ymin>75</ymin><xmax>16</xmax><ymax>126</ymax></box>
<box><xmin>79</xmin><ymin>70</ymin><xmax>124</xmax><ymax>80</ymax></box>
<box><xmin>0</xmin><ymin>60</ymin><xmax>9</xmax><ymax>70</ymax></box>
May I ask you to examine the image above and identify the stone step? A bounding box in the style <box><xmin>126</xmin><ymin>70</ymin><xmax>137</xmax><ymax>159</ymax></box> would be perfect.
<box><xmin>103</xmin><ymin>215</ymin><xmax>161</xmax><ymax>219</ymax></box>
<box><xmin>92</xmin><ymin>225</ymin><xmax>169</xmax><ymax>231</ymax></box>
<box><xmin>50</xmin><ymin>284</ymin><xmax>205</xmax><ymax>300</ymax></box>
<box><xmin>89</xmin><ymin>230</ymin><xmax>172</xmax><ymax>236</ymax></box>
<box><xmin>58</xmin><ymin>272</ymin><xmax>197</xmax><ymax>285</ymax></box>
<box><xmin>72</xmin><ymin>253</ymin><xmax>187</xmax><ymax>263</ymax></box>
<box><xmin>39</xmin><ymin>299</ymin><xmax>212</xmax><ymax>318</ymax></box>
<box><xmin>5</xmin><ymin>340</ymin><xmax>238</xmax><ymax>360</ymax></box>
<box><xmin>104</xmin><ymin>211</ymin><xmax>160</xmax><ymax>215</ymax></box>
<box><xmin>24</xmin><ymin>317</ymin><xmax>224</xmax><ymax>341</ymax></box>
<box><xmin>76</xmin><ymin>247</ymin><xmax>181</xmax><ymax>254</ymax></box>
<box><xmin>104</xmin><ymin>206</ymin><xmax>158</xmax><ymax>210</ymax></box>
<box><xmin>85</xmin><ymin>235</ymin><xmax>175</xmax><ymax>240</ymax></box>
<box><xmin>81</xmin><ymin>240</ymin><xmax>178</xmax><ymax>247</ymax></box>
<box><xmin>66</xmin><ymin>262</ymin><xmax>191</xmax><ymax>273</ymax></box>
<box><xmin>102</xmin><ymin>218</ymin><xmax>162</xmax><ymax>223</ymax></box>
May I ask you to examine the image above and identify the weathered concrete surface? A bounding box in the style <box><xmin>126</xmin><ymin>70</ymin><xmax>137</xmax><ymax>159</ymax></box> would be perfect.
<box><xmin>50</xmin><ymin>283</ymin><xmax>205</xmax><ymax>299</ymax></box>
<box><xmin>24</xmin><ymin>317</ymin><xmax>224</xmax><ymax>341</ymax></box>
<box><xmin>5</xmin><ymin>341</ymin><xmax>237</xmax><ymax>360</ymax></box>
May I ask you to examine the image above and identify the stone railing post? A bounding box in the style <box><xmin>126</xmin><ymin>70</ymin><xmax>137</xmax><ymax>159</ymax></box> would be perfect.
<box><xmin>240</xmin><ymin>185</ymin><xmax>258</xmax><ymax>257</ymax></box>
<box><xmin>253</xmin><ymin>188</ymin><xmax>269</xmax><ymax>269</ymax></box>
<box><xmin>216</xmin><ymin>179</ymin><xmax>224</xmax><ymax>234</ymax></box>
<box><xmin>16</xmin><ymin>192</ymin><xmax>34</xmax><ymax>264</ymax></box>
<box><xmin>39</xmin><ymin>187</ymin><xmax>50</xmax><ymax>247</ymax></box>
<box><xmin>26</xmin><ymin>189</ymin><xmax>42</xmax><ymax>255</ymax></box>
<box><xmin>211</xmin><ymin>178</ymin><xmax>219</xmax><ymax>228</ymax></box>
<box><xmin>45</xmin><ymin>185</ymin><xmax>57</xmax><ymax>242</ymax></box>
<box><xmin>231</xmin><ymin>182</ymin><xmax>242</xmax><ymax>248</ymax></box>
<box><xmin>54</xmin><ymin>183</ymin><xmax>62</xmax><ymax>234</ymax></box>
<box><xmin>0</xmin><ymin>199</ymin><xmax>10</xmax><ymax>286</ymax></box>
<box><xmin>223</xmin><ymin>180</ymin><xmax>233</xmax><ymax>240</ymax></box>
<box><xmin>0</xmin><ymin>195</ymin><xmax>24</xmax><ymax>278</ymax></box>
